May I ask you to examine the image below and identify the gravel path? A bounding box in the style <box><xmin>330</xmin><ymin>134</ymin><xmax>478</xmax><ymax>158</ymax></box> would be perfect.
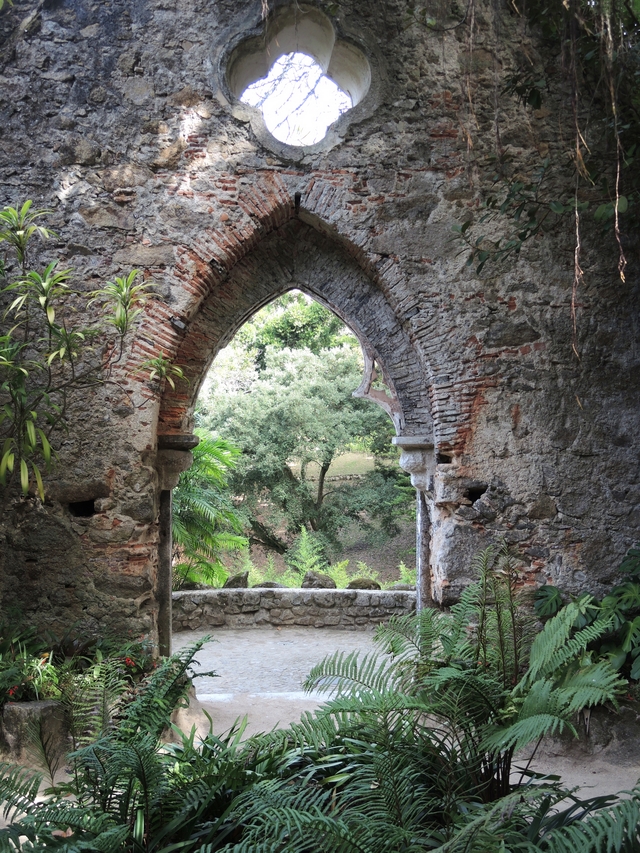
<box><xmin>172</xmin><ymin>627</ymin><xmax>640</xmax><ymax>798</ymax></box>
<box><xmin>172</xmin><ymin>626</ymin><xmax>377</xmax><ymax>735</ymax></box>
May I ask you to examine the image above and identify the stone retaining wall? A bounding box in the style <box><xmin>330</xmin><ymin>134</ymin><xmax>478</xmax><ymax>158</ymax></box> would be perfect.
<box><xmin>172</xmin><ymin>589</ymin><xmax>417</xmax><ymax>632</ymax></box>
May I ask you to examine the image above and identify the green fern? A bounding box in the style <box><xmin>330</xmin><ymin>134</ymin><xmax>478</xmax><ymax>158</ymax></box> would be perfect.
<box><xmin>540</xmin><ymin>784</ymin><xmax>640</xmax><ymax>852</ymax></box>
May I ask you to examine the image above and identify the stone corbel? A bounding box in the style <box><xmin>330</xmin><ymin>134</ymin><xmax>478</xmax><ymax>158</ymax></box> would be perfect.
<box><xmin>393</xmin><ymin>436</ymin><xmax>435</xmax><ymax>494</ymax></box>
<box><xmin>156</xmin><ymin>434</ymin><xmax>199</xmax><ymax>489</ymax></box>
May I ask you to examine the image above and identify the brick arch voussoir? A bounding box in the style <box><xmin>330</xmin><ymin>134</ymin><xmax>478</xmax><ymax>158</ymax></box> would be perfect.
<box><xmin>150</xmin><ymin>181</ymin><xmax>432</xmax><ymax>437</ymax></box>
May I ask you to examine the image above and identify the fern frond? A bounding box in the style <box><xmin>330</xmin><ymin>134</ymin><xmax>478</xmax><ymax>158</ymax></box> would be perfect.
<box><xmin>523</xmin><ymin>602</ymin><xmax>611</xmax><ymax>685</ymax></box>
<box><xmin>483</xmin><ymin>713</ymin><xmax>575</xmax><ymax>753</ymax></box>
<box><xmin>540</xmin><ymin>784</ymin><xmax>640</xmax><ymax>853</ymax></box>
<box><xmin>374</xmin><ymin>607</ymin><xmax>451</xmax><ymax>664</ymax></box>
<box><xmin>116</xmin><ymin>639</ymin><xmax>207</xmax><ymax>740</ymax></box>
<box><xmin>303</xmin><ymin>651</ymin><xmax>397</xmax><ymax>697</ymax></box>
<box><xmin>554</xmin><ymin>662</ymin><xmax>626</xmax><ymax>714</ymax></box>
<box><xmin>0</xmin><ymin>763</ymin><xmax>42</xmax><ymax>821</ymax></box>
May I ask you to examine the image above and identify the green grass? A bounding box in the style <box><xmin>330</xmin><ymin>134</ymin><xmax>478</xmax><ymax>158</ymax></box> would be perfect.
<box><xmin>289</xmin><ymin>451</ymin><xmax>377</xmax><ymax>479</ymax></box>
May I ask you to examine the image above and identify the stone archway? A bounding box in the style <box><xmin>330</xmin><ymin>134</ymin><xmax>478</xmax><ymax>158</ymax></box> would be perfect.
<box><xmin>152</xmin><ymin>216</ymin><xmax>435</xmax><ymax>652</ymax></box>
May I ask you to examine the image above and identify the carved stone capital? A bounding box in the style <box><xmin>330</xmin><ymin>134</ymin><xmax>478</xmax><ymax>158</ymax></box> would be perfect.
<box><xmin>156</xmin><ymin>449</ymin><xmax>194</xmax><ymax>490</ymax></box>
<box><xmin>393</xmin><ymin>436</ymin><xmax>435</xmax><ymax>493</ymax></box>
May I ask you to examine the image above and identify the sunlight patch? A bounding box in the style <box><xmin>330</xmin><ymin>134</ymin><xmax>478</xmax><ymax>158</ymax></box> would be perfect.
<box><xmin>240</xmin><ymin>52</ymin><xmax>351</xmax><ymax>146</ymax></box>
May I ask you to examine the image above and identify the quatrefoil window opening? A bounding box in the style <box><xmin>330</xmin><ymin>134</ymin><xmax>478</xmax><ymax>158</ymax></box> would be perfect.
<box><xmin>240</xmin><ymin>51</ymin><xmax>352</xmax><ymax>146</ymax></box>
<box><xmin>226</xmin><ymin>5</ymin><xmax>372</xmax><ymax>148</ymax></box>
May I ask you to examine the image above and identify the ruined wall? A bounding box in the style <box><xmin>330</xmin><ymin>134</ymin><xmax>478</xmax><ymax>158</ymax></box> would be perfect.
<box><xmin>0</xmin><ymin>0</ymin><xmax>638</xmax><ymax>644</ymax></box>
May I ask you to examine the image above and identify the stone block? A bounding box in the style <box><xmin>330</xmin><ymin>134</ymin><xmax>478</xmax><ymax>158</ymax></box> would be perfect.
<box><xmin>1</xmin><ymin>701</ymin><xmax>69</xmax><ymax>765</ymax></box>
<box><xmin>312</xmin><ymin>593</ymin><xmax>335</xmax><ymax>608</ymax></box>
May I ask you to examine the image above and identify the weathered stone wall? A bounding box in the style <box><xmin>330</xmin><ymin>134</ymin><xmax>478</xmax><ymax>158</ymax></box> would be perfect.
<box><xmin>172</xmin><ymin>589</ymin><xmax>417</xmax><ymax>631</ymax></box>
<box><xmin>0</xmin><ymin>0</ymin><xmax>637</xmax><ymax>645</ymax></box>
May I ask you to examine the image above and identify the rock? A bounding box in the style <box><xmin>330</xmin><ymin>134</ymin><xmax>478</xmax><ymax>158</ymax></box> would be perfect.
<box><xmin>78</xmin><ymin>203</ymin><xmax>134</xmax><ymax>231</ymax></box>
<box><xmin>301</xmin><ymin>571</ymin><xmax>336</xmax><ymax>589</ymax></box>
<box><xmin>114</xmin><ymin>243</ymin><xmax>175</xmax><ymax>268</ymax></box>
<box><xmin>58</xmin><ymin>137</ymin><xmax>101</xmax><ymax>166</ymax></box>
<box><xmin>346</xmin><ymin>578</ymin><xmax>382</xmax><ymax>590</ymax></box>
<box><xmin>100</xmin><ymin>163</ymin><xmax>154</xmax><ymax>192</ymax></box>
<box><xmin>151</xmin><ymin>138</ymin><xmax>186</xmax><ymax>170</ymax></box>
<box><xmin>223</xmin><ymin>571</ymin><xmax>249</xmax><ymax>589</ymax></box>
<box><xmin>528</xmin><ymin>495</ymin><xmax>557</xmax><ymax>520</ymax></box>
<box><xmin>252</xmin><ymin>581</ymin><xmax>286</xmax><ymax>588</ymax></box>
<box><xmin>389</xmin><ymin>583</ymin><xmax>415</xmax><ymax>591</ymax></box>
<box><xmin>167</xmin><ymin>85</ymin><xmax>202</xmax><ymax>107</ymax></box>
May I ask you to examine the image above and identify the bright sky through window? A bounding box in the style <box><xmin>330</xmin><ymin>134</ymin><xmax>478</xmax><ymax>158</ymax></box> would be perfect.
<box><xmin>241</xmin><ymin>52</ymin><xmax>352</xmax><ymax>146</ymax></box>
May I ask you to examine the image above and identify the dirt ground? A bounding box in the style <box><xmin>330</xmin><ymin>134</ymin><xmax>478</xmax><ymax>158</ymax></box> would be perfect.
<box><xmin>173</xmin><ymin>627</ymin><xmax>640</xmax><ymax>799</ymax></box>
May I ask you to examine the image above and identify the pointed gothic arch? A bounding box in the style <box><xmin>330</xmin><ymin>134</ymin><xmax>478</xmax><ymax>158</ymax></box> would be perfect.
<box><xmin>147</xmin><ymin>207</ymin><xmax>435</xmax><ymax>653</ymax></box>
<box><xmin>154</xmin><ymin>219</ymin><xmax>433</xmax><ymax>440</ymax></box>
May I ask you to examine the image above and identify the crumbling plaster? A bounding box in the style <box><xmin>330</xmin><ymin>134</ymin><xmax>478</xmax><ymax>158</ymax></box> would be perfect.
<box><xmin>0</xmin><ymin>0</ymin><xmax>638</xmax><ymax>645</ymax></box>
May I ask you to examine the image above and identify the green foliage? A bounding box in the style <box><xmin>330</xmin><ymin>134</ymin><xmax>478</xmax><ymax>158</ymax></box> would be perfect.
<box><xmin>398</xmin><ymin>560</ymin><xmax>417</xmax><ymax>586</ymax></box>
<box><xmin>0</xmin><ymin>570</ymin><xmax>636</xmax><ymax>852</ymax></box>
<box><xmin>173</xmin><ymin>430</ymin><xmax>248</xmax><ymax>589</ymax></box>
<box><xmin>285</xmin><ymin>527</ymin><xmax>329</xmax><ymax>575</ymax></box>
<box><xmin>235</xmin><ymin>291</ymin><xmax>350</xmax><ymax>370</ymax></box>
<box><xmin>0</xmin><ymin>620</ymin><xmax>157</xmax><ymax>708</ymax></box>
<box><xmin>0</xmin><ymin>641</ymin><xmax>218</xmax><ymax>852</ymax></box>
<box><xmin>89</xmin><ymin>269</ymin><xmax>153</xmax><ymax>345</ymax></box>
<box><xmin>201</xmin><ymin>341</ymin><xmax>405</xmax><ymax>555</ymax></box>
<box><xmin>135</xmin><ymin>354</ymin><xmax>185</xmax><ymax>389</ymax></box>
<box><xmin>534</xmin><ymin>545</ymin><xmax>640</xmax><ymax>681</ymax></box>
<box><xmin>214</xmin><ymin>549</ymin><xmax>629</xmax><ymax>852</ymax></box>
<box><xmin>0</xmin><ymin>201</ymin><xmax>54</xmax><ymax>267</ymax></box>
<box><xmin>0</xmin><ymin>203</ymin><xmax>165</xmax><ymax>500</ymax></box>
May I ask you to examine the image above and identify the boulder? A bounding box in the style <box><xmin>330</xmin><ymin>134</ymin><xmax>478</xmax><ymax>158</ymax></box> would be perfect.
<box><xmin>223</xmin><ymin>571</ymin><xmax>249</xmax><ymax>589</ymax></box>
<box><xmin>346</xmin><ymin>578</ymin><xmax>382</xmax><ymax>590</ymax></box>
<box><xmin>301</xmin><ymin>571</ymin><xmax>336</xmax><ymax>589</ymax></box>
<box><xmin>252</xmin><ymin>581</ymin><xmax>286</xmax><ymax>588</ymax></box>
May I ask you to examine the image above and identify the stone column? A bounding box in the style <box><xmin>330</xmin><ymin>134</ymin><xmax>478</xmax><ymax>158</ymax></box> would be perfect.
<box><xmin>156</xmin><ymin>435</ymin><xmax>199</xmax><ymax>656</ymax></box>
<box><xmin>157</xmin><ymin>489</ymin><xmax>173</xmax><ymax>657</ymax></box>
<box><xmin>393</xmin><ymin>436</ymin><xmax>435</xmax><ymax>610</ymax></box>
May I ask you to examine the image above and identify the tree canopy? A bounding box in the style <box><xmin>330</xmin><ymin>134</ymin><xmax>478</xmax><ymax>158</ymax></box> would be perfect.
<box><xmin>198</xmin><ymin>293</ymin><xmax>412</xmax><ymax>557</ymax></box>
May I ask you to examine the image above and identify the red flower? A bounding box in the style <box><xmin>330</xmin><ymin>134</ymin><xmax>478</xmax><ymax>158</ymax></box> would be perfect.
<box><xmin>8</xmin><ymin>686</ymin><xmax>17</xmax><ymax>697</ymax></box>
<box><xmin>124</xmin><ymin>657</ymin><xmax>136</xmax><ymax>668</ymax></box>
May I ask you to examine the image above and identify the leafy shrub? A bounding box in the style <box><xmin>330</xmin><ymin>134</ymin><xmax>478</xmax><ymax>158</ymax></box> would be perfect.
<box><xmin>0</xmin><ymin>625</ymin><xmax>156</xmax><ymax>707</ymax></box>
<box><xmin>216</xmin><ymin>545</ymin><xmax>632</xmax><ymax>852</ymax></box>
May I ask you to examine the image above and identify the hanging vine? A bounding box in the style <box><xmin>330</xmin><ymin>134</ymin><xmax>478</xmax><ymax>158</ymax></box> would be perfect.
<box><xmin>451</xmin><ymin>0</ymin><xmax>640</xmax><ymax>306</ymax></box>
